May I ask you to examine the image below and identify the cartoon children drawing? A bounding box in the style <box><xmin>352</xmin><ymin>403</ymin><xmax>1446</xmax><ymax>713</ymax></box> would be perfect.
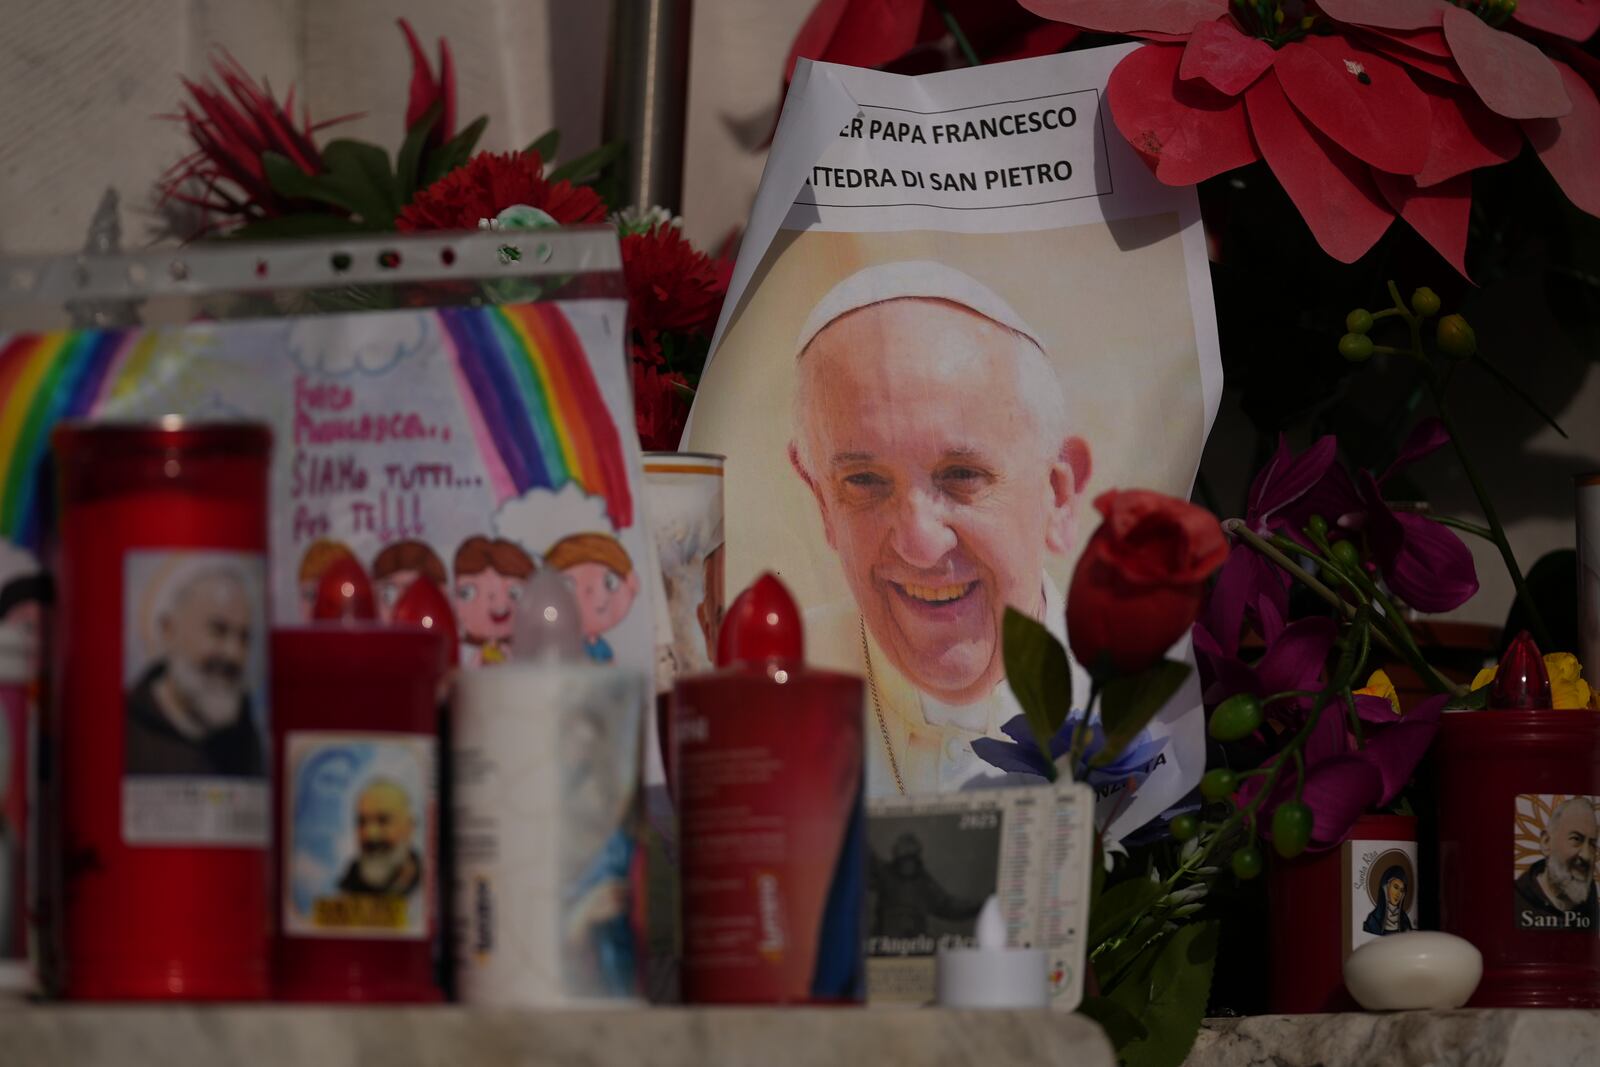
<box><xmin>544</xmin><ymin>533</ymin><xmax>640</xmax><ymax>664</ymax></box>
<box><xmin>453</xmin><ymin>536</ymin><xmax>535</xmax><ymax>666</ymax></box>
<box><xmin>372</xmin><ymin>541</ymin><xmax>448</xmax><ymax>622</ymax></box>
<box><xmin>297</xmin><ymin>540</ymin><xmax>357</xmax><ymax>621</ymax></box>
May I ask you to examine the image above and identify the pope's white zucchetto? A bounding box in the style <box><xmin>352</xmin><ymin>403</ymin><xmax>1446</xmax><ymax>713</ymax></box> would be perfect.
<box><xmin>795</xmin><ymin>260</ymin><xmax>1045</xmax><ymax>357</ymax></box>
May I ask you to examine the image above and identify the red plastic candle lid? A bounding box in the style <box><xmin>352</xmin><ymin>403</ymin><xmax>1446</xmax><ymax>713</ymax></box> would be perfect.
<box><xmin>390</xmin><ymin>577</ymin><xmax>459</xmax><ymax>667</ymax></box>
<box><xmin>51</xmin><ymin>418</ymin><xmax>272</xmax><ymax>457</ymax></box>
<box><xmin>1489</xmin><ymin>630</ymin><xmax>1553</xmax><ymax>710</ymax></box>
<box><xmin>52</xmin><ymin>419</ymin><xmax>272</xmax><ymax>503</ymax></box>
<box><xmin>312</xmin><ymin>557</ymin><xmax>379</xmax><ymax>623</ymax></box>
<box><xmin>716</xmin><ymin>572</ymin><xmax>804</xmax><ymax>667</ymax></box>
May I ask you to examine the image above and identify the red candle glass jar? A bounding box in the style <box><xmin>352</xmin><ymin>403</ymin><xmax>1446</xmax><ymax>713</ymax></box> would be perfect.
<box><xmin>1268</xmin><ymin>814</ymin><xmax>1419</xmax><ymax>1013</ymax></box>
<box><xmin>1437</xmin><ymin>708</ymin><xmax>1600</xmax><ymax>1006</ymax></box>
<box><xmin>271</xmin><ymin>625</ymin><xmax>446</xmax><ymax>1001</ymax></box>
<box><xmin>52</xmin><ymin>420</ymin><xmax>273</xmax><ymax>999</ymax></box>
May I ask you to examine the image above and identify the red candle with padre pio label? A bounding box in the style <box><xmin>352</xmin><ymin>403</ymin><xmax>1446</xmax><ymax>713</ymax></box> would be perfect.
<box><xmin>272</xmin><ymin>625</ymin><xmax>446</xmax><ymax>1001</ymax></box>
<box><xmin>52</xmin><ymin>421</ymin><xmax>273</xmax><ymax>999</ymax></box>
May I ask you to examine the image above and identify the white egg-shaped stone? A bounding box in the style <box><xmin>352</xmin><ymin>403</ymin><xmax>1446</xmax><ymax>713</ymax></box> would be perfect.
<box><xmin>1343</xmin><ymin>931</ymin><xmax>1483</xmax><ymax>1011</ymax></box>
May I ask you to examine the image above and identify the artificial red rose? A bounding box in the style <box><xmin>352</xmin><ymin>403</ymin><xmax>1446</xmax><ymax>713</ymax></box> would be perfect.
<box><xmin>620</xmin><ymin>223</ymin><xmax>729</xmax><ymax>336</ymax></box>
<box><xmin>395</xmin><ymin>150</ymin><xmax>607</xmax><ymax>231</ymax></box>
<box><xmin>1066</xmin><ymin>489</ymin><xmax>1228</xmax><ymax>674</ymax></box>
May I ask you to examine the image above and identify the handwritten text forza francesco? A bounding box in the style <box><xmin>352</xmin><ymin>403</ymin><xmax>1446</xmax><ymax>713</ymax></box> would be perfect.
<box><xmin>812</xmin><ymin>104</ymin><xmax>1079</xmax><ymax>194</ymax></box>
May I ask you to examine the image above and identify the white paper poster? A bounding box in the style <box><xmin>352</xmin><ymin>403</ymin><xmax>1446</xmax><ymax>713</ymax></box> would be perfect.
<box><xmin>686</xmin><ymin>46</ymin><xmax>1221</xmax><ymax>843</ymax></box>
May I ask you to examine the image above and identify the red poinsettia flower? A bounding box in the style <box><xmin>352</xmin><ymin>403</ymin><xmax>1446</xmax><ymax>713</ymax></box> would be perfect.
<box><xmin>158</xmin><ymin>51</ymin><xmax>356</xmax><ymax>232</ymax></box>
<box><xmin>620</xmin><ymin>223</ymin><xmax>729</xmax><ymax>336</ymax></box>
<box><xmin>395</xmin><ymin>150</ymin><xmax>607</xmax><ymax>231</ymax></box>
<box><xmin>1022</xmin><ymin>0</ymin><xmax>1600</xmax><ymax>275</ymax></box>
<box><xmin>398</xmin><ymin>18</ymin><xmax>456</xmax><ymax>146</ymax></box>
<box><xmin>786</xmin><ymin>0</ymin><xmax>1078</xmax><ymax>83</ymax></box>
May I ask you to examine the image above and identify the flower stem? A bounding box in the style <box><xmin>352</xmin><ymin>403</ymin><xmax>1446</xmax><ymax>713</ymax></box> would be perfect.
<box><xmin>1428</xmin><ymin>513</ymin><xmax>1495</xmax><ymax>542</ymax></box>
<box><xmin>1232</xmin><ymin>521</ymin><xmax>1463</xmax><ymax>697</ymax></box>
<box><xmin>1067</xmin><ymin>684</ymin><xmax>1099</xmax><ymax>781</ymax></box>
<box><xmin>1424</xmin><ymin>380</ymin><xmax>1554</xmax><ymax>650</ymax></box>
<box><xmin>934</xmin><ymin>0</ymin><xmax>982</xmax><ymax>66</ymax></box>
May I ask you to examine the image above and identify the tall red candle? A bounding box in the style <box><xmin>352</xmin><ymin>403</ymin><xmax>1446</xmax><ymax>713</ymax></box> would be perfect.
<box><xmin>52</xmin><ymin>421</ymin><xmax>273</xmax><ymax>999</ymax></box>
<box><xmin>271</xmin><ymin>625</ymin><xmax>445</xmax><ymax>1001</ymax></box>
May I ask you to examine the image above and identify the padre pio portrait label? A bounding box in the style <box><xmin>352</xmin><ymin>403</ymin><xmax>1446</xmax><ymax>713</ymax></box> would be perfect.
<box><xmin>121</xmin><ymin>549</ymin><xmax>269</xmax><ymax>847</ymax></box>
<box><xmin>1513</xmin><ymin>794</ymin><xmax>1600</xmax><ymax>932</ymax></box>
<box><xmin>283</xmin><ymin>733</ymin><xmax>435</xmax><ymax>939</ymax></box>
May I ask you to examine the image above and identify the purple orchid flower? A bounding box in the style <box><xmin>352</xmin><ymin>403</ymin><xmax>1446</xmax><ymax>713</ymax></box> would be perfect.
<box><xmin>1239</xmin><ymin>424</ymin><xmax>1478</xmax><ymax>617</ymax></box>
<box><xmin>974</xmin><ymin>713</ymin><xmax>1169</xmax><ymax>792</ymax></box>
<box><xmin>1211</xmin><ymin>617</ymin><xmax>1445</xmax><ymax>849</ymax></box>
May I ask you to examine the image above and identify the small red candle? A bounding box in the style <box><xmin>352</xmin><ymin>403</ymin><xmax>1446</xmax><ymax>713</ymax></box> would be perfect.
<box><xmin>272</xmin><ymin>624</ymin><xmax>446</xmax><ymax>1001</ymax></box>
<box><xmin>52</xmin><ymin>420</ymin><xmax>273</xmax><ymax>999</ymax></box>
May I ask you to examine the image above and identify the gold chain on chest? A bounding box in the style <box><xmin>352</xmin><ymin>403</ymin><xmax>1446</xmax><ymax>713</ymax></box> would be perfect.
<box><xmin>859</xmin><ymin>615</ymin><xmax>906</xmax><ymax>796</ymax></box>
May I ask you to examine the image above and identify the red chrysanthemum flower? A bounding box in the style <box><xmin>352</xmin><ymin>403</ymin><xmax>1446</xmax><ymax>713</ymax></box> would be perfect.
<box><xmin>158</xmin><ymin>51</ymin><xmax>356</xmax><ymax>234</ymax></box>
<box><xmin>632</xmin><ymin>362</ymin><xmax>693</xmax><ymax>452</ymax></box>
<box><xmin>1022</xmin><ymin>0</ymin><xmax>1600</xmax><ymax>275</ymax></box>
<box><xmin>620</xmin><ymin>224</ymin><xmax>729</xmax><ymax>336</ymax></box>
<box><xmin>395</xmin><ymin>150</ymin><xmax>608</xmax><ymax>231</ymax></box>
<box><xmin>786</xmin><ymin>0</ymin><xmax>1080</xmax><ymax>82</ymax></box>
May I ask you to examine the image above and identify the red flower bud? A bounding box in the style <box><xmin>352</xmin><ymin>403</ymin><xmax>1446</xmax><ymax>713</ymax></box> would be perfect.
<box><xmin>1066</xmin><ymin>489</ymin><xmax>1227</xmax><ymax>674</ymax></box>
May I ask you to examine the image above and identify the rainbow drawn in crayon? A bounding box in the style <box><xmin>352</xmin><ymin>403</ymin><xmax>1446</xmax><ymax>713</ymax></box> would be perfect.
<box><xmin>0</xmin><ymin>303</ymin><xmax>634</xmax><ymax>551</ymax></box>
<box><xmin>0</xmin><ymin>329</ymin><xmax>146</xmax><ymax>549</ymax></box>
<box><xmin>440</xmin><ymin>303</ymin><xmax>634</xmax><ymax>529</ymax></box>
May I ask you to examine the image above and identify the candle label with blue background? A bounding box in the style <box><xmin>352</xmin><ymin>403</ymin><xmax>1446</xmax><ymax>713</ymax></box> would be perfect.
<box><xmin>283</xmin><ymin>732</ymin><xmax>435</xmax><ymax>939</ymax></box>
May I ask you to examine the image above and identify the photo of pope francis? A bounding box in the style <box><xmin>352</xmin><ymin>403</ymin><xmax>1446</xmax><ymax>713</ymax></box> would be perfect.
<box><xmin>789</xmin><ymin>261</ymin><xmax>1092</xmax><ymax>797</ymax></box>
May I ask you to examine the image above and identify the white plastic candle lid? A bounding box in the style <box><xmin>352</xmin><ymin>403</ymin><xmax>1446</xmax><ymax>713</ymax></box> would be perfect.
<box><xmin>0</xmin><ymin>628</ymin><xmax>33</xmax><ymax>685</ymax></box>
<box><xmin>935</xmin><ymin>896</ymin><xmax>1050</xmax><ymax>1010</ymax></box>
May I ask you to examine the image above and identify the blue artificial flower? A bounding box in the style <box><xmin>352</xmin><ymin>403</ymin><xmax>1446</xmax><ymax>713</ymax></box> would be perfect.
<box><xmin>973</xmin><ymin>713</ymin><xmax>1170</xmax><ymax>791</ymax></box>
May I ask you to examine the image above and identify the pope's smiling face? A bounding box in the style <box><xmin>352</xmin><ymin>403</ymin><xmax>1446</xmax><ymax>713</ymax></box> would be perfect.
<box><xmin>792</xmin><ymin>298</ymin><xmax>1086</xmax><ymax>704</ymax></box>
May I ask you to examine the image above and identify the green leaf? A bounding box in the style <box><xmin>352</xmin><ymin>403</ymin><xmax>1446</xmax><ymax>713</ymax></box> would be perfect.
<box><xmin>396</xmin><ymin>102</ymin><xmax>442</xmax><ymax>203</ymax></box>
<box><xmin>317</xmin><ymin>139</ymin><xmax>400</xmax><ymax>227</ymax></box>
<box><xmin>1078</xmin><ymin>996</ymin><xmax>1148</xmax><ymax>1052</ymax></box>
<box><xmin>1088</xmin><ymin>875</ymin><xmax>1164</xmax><ymax>950</ymax></box>
<box><xmin>1002</xmin><ymin>606</ymin><xmax>1073</xmax><ymax>768</ymax></box>
<box><xmin>1449</xmin><ymin>683</ymin><xmax>1491</xmax><ymax>711</ymax></box>
<box><xmin>1107</xmin><ymin>921</ymin><xmax>1218</xmax><ymax>1067</ymax></box>
<box><xmin>261</xmin><ymin>151</ymin><xmax>325</xmax><ymax>202</ymax></box>
<box><xmin>420</xmin><ymin>114</ymin><xmax>488</xmax><ymax>188</ymax></box>
<box><xmin>264</xmin><ymin>141</ymin><xmax>400</xmax><ymax>227</ymax></box>
<box><xmin>526</xmin><ymin>128</ymin><xmax>560</xmax><ymax>161</ymax></box>
<box><xmin>225</xmin><ymin>214</ymin><xmax>374</xmax><ymax>240</ymax></box>
<box><xmin>1094</xmin><ymin>915</ymin><xmax>1168</xmax><ymax>990</ymax></box>
<box><xmin>547</xmin><ymin>140</ymin><xmax>626</xmax><ymax>184</ymax></box>
<box><xmin>1096</xmin><ymin>659</ymin><xmax>1191</xmax><ymax>766</ymax></box>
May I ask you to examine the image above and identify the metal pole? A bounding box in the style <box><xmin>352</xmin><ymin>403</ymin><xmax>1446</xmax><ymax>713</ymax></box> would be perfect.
<box><xmin>604</xmin><ymin>0</ymin><xmax>694</xmax><ymax>213</ymax></box>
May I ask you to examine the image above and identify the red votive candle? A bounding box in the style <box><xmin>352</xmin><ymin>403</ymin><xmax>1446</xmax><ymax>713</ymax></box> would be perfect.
<box><xmin>271</xmin><ymin>625</ymin><xmax>446</xmax><ymax>1001</ymax></box>
<box><xmin>52</xmin><ymin>420</ymin><xmax>273</xmax><ymax>999</ymax></box>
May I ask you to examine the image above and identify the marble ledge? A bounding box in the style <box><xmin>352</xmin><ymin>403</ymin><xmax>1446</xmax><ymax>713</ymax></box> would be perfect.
<box><xmin>1190</xmin><ymin>1010</ymin><xmax>1600</xmax><ymax>1067</ymax></box>
<box><xmin>0</xmin><ymin>1004</ymin><xmax>1114</xmax><ymax>1067</ymax></box>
